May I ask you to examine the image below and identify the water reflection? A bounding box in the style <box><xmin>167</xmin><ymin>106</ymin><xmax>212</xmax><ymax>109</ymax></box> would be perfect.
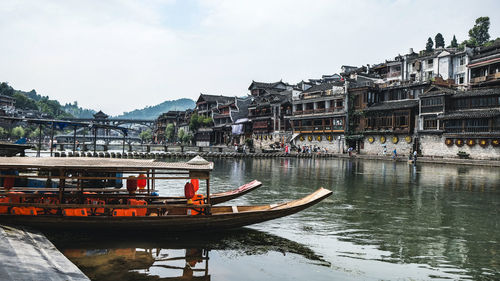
<box><xmin>47</xmin><ymin>228</ymin><xmax>329</xmax><ymax>281</ymax></box>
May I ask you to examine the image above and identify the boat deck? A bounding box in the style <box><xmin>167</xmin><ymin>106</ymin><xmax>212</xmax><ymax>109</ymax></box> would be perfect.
<box><xmin>0</xmin><ymin>224</ymin><xmax>89</xmax><ymax>281</ymax></box>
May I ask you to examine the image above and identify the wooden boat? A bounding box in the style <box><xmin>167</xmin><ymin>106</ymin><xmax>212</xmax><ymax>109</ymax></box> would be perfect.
<box><xmin>0</xmin><ymin>157</ymin><xmax>331</xmax><ymax>232</ymax></box>
<box><xmin>0</xmin><ymin>142</ymin><xmax>32</xmax><ymax>157</ymax></box>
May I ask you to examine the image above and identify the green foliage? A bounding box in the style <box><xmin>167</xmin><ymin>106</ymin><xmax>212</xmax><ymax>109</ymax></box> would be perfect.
<box><xmin>468</xmin><ymin>17</ymin><xmax>490</xmax><ymax>46</ymax></box>
<box><xmin>139</xmin><ymin>129</ymin><xmax>152</xmax><ymax>142</ymax></box>
<box><xmin>435</xmin><ymin>33</ymin><xmax>445</xmax><ymax>48</ymax></box>
<box><xmin>13</xmin><ymin>92</ymin><xmax>38</xmax><ymax>110</ymax></box>
<box><xmin>188</xmin><ymin>113</ymin><xmax>213</xmax><ymax>131</ymax></box>
<box><xmin>182</xmin><ymin>133</ymin><xmax>193</xmax><ymax>144</ymax></box>
<box><xmin>0</xmin><ymin>127</ymin><xmax>7</xmax><ymax>138</ymax></box>
<box><xmin>245</xmin><ymin>138</ymin><xmax>254</xmax><ymax>148</ymax></box>
<box><xmin>178</xmin><ymin>129</ymin><xmax>193</xmax><ymax>144</ymax></box>
<box><xmin>29</xmin><ymin>127</ymin><xmax>42</xmax><ymax>139</ymax></box>
<box><xmin>118</xmin><ymin>98</ymin><xmax>195</xmax><ymax>119</ymax></box>
<box><xmin>63</xmin><ymin>101</ymin><xmax>96</xmax><ymax>118</ymax></box>
<box><xmin>426</xmin><ymin>37</ymin><xmax>434</xmax><ymax>52</ymax></box>
<box><xmin>0</xmin><ymin>82</ymin><xmax>14</xmax><ymax>96</ymax></box>
<box><xmin>11</xmin><ymin>126</ymin><xmax>25</xmax><ymax>138</ymax></box>
<box><xmin>177</xmin><ymin>128</ymin><xmax>185</xmax><ymax>141</ymax></box>
<box><xmin>166</xmin><ymin>124</ymin><xmax>175</xmax><ymax>142</ymax></box>
<box><xmin>450</xmin><ymin>35</ymin><xmax>458</xmax><ymax>48</ymax></box>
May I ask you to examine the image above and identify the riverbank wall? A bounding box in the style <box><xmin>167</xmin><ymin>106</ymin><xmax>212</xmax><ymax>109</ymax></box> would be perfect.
<box><xmin>43</xmin><ymin>150</ymin><xmax>500</xmax><ymax>167</ymax></box>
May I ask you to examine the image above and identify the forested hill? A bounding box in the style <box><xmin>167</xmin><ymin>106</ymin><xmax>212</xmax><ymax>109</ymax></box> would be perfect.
<box><xmin>116</xmin><ymin>98</ymin><xmax>195</xmax><ymax>119</ymax></box>
<box><xmin>0</xmin><ymin>82</ymin><xmax>95</xmax><ymax>118</ymax></box>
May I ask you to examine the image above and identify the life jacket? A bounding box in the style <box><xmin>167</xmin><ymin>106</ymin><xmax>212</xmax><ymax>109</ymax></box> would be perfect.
<box><xmin>63</xmin><ymin>208</ymin><xmax>88</xmax><ymax>216</ymax></box>
<box><xmin>112</xmin><ymin>209</ymin><xmax>137</xmax><ymax>216</ymax></box>
<box><xmin>11</xmin><ymin>206</ymin><xmax>37</xmax><ymax>216</ymax></box>
<box><xmin>84</xmin><ymin>192</ymin><xmax>106</xmax><ymax>215</ymax></box>
<box><xmin>127</xmin><ymin>199</ymin><xmax>147</xmax><ymax>216</ymax></box>
<box><xmin>0</xmin><ymin>197</ymin><xmax>11</xmax><ymax>214</ymax></box>
<box><xmin>188</xmin><ymin>194</ymin><xmax>205</xmax><ymax>215</ymax></box>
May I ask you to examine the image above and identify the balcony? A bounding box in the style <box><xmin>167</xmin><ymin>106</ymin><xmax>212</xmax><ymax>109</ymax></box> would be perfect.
<box><xmin>293</xmin><ymin>125</ymin><xmax>344</xmax><ymax>133</ymax></box>
<box><xmin>471</xmin><ymin>76</ymin><xmax>487</xmax><ymax>84</ymax></box>
<box><xmin>445</xmin><ymin>126</ymin><xmax>498</xmax><ymax>133</ymax></box>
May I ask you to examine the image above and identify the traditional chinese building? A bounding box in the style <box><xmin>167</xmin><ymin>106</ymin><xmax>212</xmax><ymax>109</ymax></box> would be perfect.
<box><xmin>247</xmin><ymin>81</ymin><xmax>293</xmax><ymax>147</ymax></box>
<box><xmin>194</xmin><ymin>94</ymin><xmax>234</xmax><ymax>146</ymax></box>
<box><xmin>356</xmin><ymin>81</ymin><xmax>430</xmax><ymax>156</ymax></box>
<box><xmin>469</xmin><ymin>43</ymin><xmax>500</xmax><ymax>88</ymax></box>
<box><xmin>154</xmin><ymin>110</ymin><xmax>188</xmax><ymax>143</ymax></box>
<box><xmin>290</xmin><ymin>82</ymin><xmax>347</xmax><ymax>153</ymax></box>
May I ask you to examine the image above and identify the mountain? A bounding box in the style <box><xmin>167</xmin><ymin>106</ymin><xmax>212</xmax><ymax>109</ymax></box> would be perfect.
<box><xmin>116</xmin><ymin>98</ymin><xmax>195</xmax><ymax>119</ymax></box>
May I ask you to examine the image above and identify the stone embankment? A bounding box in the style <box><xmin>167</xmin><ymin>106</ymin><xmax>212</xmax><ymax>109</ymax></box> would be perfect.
<box><xmin>50</xmin><ymin>151</ymin><xmax>500</xmax><ymax>167</ymax></box>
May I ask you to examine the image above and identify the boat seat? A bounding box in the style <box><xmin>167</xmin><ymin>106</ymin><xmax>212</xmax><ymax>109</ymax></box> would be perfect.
<box><xmin>231</xmin><ymin>206</ymin><xmax>238</xmax><ymax>213</ymax></box>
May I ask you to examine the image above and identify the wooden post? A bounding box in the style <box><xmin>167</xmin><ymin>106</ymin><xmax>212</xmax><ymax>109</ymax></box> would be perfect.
<box><xmin>72</xmin><ymin>126</ymin><xmax>77</xmax><ymax>153</ymax></box>
<box><xmin>122</xmin><ymin>132</ymin><xmax>126</xmax><ymax>154</ymax></box>
<box><xmin>37</xmin><ymin>123</ymin><xmax>42</xmax><ymax>157</ymax></box>
<box><xmin>206</xmin><ymin>178</ymin><xmax>211</xmax><ymax>214</ymax></box>
<box><xmin>50</xmin><ymin>122</ymin><xmax>55</xmax><ymax>157</ymax></box>
<box><xmin>93</xmin><ymin>127</ymin><xmax>97</xmax><ymax>154</ymax></box>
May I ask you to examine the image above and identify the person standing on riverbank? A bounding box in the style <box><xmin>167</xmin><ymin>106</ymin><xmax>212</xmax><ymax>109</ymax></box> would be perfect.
<box><xmin>392</xmin><ymin>149</ymin><xmax>397</xmax><ymax>160</ymax></box>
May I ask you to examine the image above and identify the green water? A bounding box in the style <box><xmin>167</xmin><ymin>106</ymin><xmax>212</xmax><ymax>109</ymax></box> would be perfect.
<box><xmin>49</xmin><ymin>158</ymin><xmax>500</xmax><ymax>280</ymax></box>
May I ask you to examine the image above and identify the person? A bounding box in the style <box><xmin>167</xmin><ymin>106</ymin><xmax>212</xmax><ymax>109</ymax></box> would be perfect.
<box><xmin>348</xmin><ymin>146</ymin><xmax>353</xmax><ymax>157</ymax></box>
<box><xmin>285</xmin><ymin>144</ymin><xmax>289</xmax><ymax>155</ymax></box>
<box><xmin>413</xmin><ymin>150</ymin><xmax>417</xmax><ymax>162</ymax></box>
<box><xmin>392</xmin><ymin>148</ymin><xmax>397</xmax><ymax>160</ymax></box>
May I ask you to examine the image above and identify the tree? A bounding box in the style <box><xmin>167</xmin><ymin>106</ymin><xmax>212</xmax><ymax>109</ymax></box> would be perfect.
<box><xmin>29</xmin><ymin>127</ymin><xmax>44</xmax><ymax>139</ymax></box>
<box><xmin>450</xmin><ymin>35</ymin><xmax>458</xmax><ymax>48</ymax></box>
<box><xmin>177</xmin><ymin>128</ymin><xmax>185</xmax><ymax>142</ymax></box>
<box><xmin>139</xmin><ymin>129</ymin><xmax>152</xmax><ymax>142</ymax></box>
<box><xmin>13</xmin><ymin>93</ymin><xmax>38</xmax><ymax>110</ymax></box>
<box><xmin>165</xmin><ymin>124</ymin><xmax>175</xmax><ymax>142</ymax></box>
<box><xmin>426</xmin><ymin>37</ymin><xmax>434</xmax><ymax>52</ymax></box>
<box><xmin>181</xmin><ymin>132</ymin><xmax>193</xmax><ymax>144</ymax></box>
<box><xmin>11</xmin><ymin>126</ymin><xmax>25</xmax><ymax>139</ymax></box>
<box><xmin>0</xmin><ymin>127</ymin><xmax>7</xmax><ymax>139</ymax></box>
<box><xmin>468</xmin><ymin>16</ymin><xmax>490</xmax><ymax>46</ymax></box>
<box><xmin>435</xmin><ymin>33</ymin><xmax>445</xmax><ymax>48</ymax></box>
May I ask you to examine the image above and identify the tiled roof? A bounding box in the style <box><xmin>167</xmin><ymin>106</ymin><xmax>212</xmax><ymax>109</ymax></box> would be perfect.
<box><xmin>451</xmin><ymin>87</ymin><xmax>500</xmax><ymax>98</ymax></box>
<box><xmin>438</xmin><ymin>109</ymin><xmax>500</xmax><ymax>120</ymax></box>
<box><xmin>198</xmin><ymin>94</ymin><xmax>234</xmax><ymax>104</ymax></box>
<box><xmin>364</xmin><ymin>99</ymin><xmax>418</xmax><ymax>112</ymax></box>
<box><xmin>302</xmin><ymin>82</ymin><xmax>344</xmax><ymax>94</ymax></box>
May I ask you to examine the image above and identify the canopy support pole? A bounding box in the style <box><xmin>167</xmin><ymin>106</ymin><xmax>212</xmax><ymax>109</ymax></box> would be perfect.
<box><xmin>50</xmin><ymin>122</ymin><xmax>55</xmax><ymax>157</ymax></box>
<box><xmin>72</xmin><ymin>126</ymin><xmax>77</xmax><ymax>153</ymax></box>
<box><xmin>37</xmin><ymin>123</ymin><xmax>42</xmax><ymax>157</ymax></box>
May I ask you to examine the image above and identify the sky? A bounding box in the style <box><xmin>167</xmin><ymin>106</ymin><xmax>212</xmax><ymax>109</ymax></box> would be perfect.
<box><xmin>1</xmin><ymin>0</ymin><xmax>499</xmax><ymax>116</ymax></box>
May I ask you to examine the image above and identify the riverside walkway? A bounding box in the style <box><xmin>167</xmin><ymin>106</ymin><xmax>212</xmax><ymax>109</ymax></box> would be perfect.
<box><xmin>36</xmin><ymin>149</ymin><xmax>500</xmax><ymax>167</ymax></box>
<box><xmin>0</xmin><ymin>225</ymin><xmax>89</xmax><ymax>281</ymax></box>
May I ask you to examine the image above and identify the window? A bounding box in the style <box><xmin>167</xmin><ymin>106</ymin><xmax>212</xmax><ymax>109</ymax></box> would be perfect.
<box><xmin>427</xmin><ymin>59</ymin><xmax>433</xmax><ymax>66</ymax></box>
<box><xmin>459</xmin><ymin>56</ymin><xmax>466</xmax><ymax>66</ymax></box>
<box><xmin>456</xmin><ymin>73</ymin><xmax>465</xmax><ymax>84</ymax></box>
<box><xmin>423</xmin><ymin>117</ymin><xmax>437</xmax><ymax>130</ymax></box>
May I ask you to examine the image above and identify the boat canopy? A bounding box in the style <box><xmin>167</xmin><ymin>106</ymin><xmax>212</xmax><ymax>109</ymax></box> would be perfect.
<box><xmin>0</xmin><ymin>157</ymin><xmax>214</xmax><ymax>172</ymax></box>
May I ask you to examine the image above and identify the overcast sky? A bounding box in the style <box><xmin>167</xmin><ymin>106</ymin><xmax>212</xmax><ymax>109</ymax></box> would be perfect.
<box><xmin>1</xmin><ymin>0</ymin><xmax>499</xmax><ymax>116</ymax></box>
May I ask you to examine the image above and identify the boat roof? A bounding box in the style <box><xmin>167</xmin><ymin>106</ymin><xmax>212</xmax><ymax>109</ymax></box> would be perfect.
<box><xmin>0</xmin><ymin>157</ymin><xmax>214</xmax><ymax>171</ymax></box>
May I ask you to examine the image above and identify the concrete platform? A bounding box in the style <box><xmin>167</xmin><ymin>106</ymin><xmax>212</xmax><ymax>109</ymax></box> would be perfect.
<box><xmin>0</xmin><ymin>225</ymin><xmax>89</xmax><ymax>281</ymax></box>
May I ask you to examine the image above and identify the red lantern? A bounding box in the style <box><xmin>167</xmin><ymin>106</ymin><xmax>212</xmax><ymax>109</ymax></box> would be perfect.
<box><xmin>184</xmin><ymin>182</ymin><xmax>195</xmax><ymax>199</ymax></box>
<box><xmin>455</xmin><ymin>139</ymin><xmax>464</xmax><ymax>147</ymax></box>
<box><xmin>445</xmin><ymin>139</ymin><xmax>453</xmax><ymax>146</ymax></box>
<box><xmin>126</xmin><ymin>176</ymin><xmax>137</xmax><ymax>194</ymax></box>
<box><xmin>137</xmin><ymin>174</ymin><xmax>147</xmax><ymax>190</ymax></box>
<box><xmin>191</xmin><ymin>179</ymin><xmax>199</xmax><ymax>192</ymax></box>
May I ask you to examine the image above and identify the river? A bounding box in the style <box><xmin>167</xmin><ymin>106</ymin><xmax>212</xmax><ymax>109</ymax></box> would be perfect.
<box><xmin>47</xmin><ymin>158</ymin><xmax>500</xmax><ymax>280</ymax></box>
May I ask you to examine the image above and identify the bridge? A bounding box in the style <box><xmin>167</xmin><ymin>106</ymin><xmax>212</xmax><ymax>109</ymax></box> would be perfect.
<box><xmin>64</xmin><ymin>111</ymin><xmax>156</xmax><ymax>130</ymax></box>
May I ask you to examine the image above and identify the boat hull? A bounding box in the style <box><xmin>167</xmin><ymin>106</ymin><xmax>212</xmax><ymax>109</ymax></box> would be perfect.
<box><xmin>0</xmin><ymin>188</ymin><xmax>331</xmax><ymax>232</ymax></box>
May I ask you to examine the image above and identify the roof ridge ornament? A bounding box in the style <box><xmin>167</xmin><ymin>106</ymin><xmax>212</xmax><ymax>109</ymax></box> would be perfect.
<box><xmin>187</xmin><ymin>155</ymin><xmax>210</xmax><ymax>165</ymax></box>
